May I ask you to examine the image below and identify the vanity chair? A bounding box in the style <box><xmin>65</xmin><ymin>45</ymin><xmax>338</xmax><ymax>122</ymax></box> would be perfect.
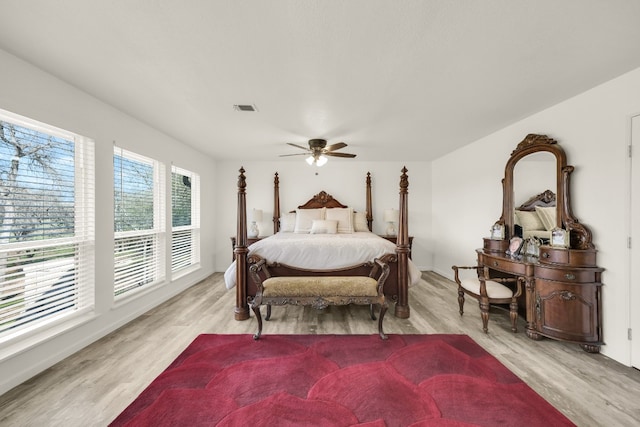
<box><xmin>452</xmin><ymin>265</ymin><xmax>524</xmax><ymax>333</ymax></box>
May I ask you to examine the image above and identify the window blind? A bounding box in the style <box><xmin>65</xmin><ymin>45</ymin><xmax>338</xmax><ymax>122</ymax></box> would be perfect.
<box><xmin>0</xmin><ymin>110</ymin><xmax>95</xmax><ymax>341</ymax></box>
<box><xmin>171</xmin><ymin>166</ymin><xmax>200</xmax><ymax>274</ymax></box>
<box><xmin>114</xmin><ymin>147</ymin><xmax>165</xmax><ymax>297</ymax></box>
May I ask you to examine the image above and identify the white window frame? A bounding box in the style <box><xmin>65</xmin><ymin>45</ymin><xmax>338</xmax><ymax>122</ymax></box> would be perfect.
<box><xmin>113</xmin><ymin>147</ymin><xmax>165</xmax><ymax>298</ymax></box>
<box><xmin>171</xmin><ymin>165</ymin><xmax>200</xmax><ymax>278</ymax></box>
<box><xmin>0</xmin><ymin>108</ymin><xmax>95</xmax><ymax>348</ymax></box>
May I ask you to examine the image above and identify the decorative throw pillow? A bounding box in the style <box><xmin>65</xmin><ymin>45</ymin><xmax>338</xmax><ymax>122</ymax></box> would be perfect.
<box><xmin>535</xmin><ymin>206</ymin><xmax>557</xmax><ymax>231</ymax></box>
<box><xmin>310</xmin><ymin>219</ymin><xmax>338</xmax><ymax>234</ymax></box>
<box><xmin>294</xmin><ymin>208</ymin><xmax>325</xmax><ymax>233</ymax></box>
<box><xmin>325</xmin><ymin>207</ymin><xmax>354</xmax><ymax>233</ymax></box>
<box><xmin>514</xmin><ymin>210</ymin><xmax>544</xmax><ymax>231</ymax></box>
<box><xmin>279</xmin><ymin>212</ymin><xmax>296</xmax><ymax>232</ymax></box>
<box><xmin>353</xmin><ymin>211</ymin><xmax>369</xmax><ymax>232</ymax></box>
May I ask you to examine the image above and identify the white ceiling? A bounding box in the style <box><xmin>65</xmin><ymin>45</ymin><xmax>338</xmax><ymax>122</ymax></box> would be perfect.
<box><xmin>1</xmin><ymin>1</ymin><xmax>639</xmax><ymax>162</ymax></box>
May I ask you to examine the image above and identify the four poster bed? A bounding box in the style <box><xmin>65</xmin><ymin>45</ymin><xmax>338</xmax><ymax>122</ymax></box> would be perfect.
<box><xmin>225</xmin><ymin>167</ymin><xmax>419</xmax><ymax>320</ymax></box>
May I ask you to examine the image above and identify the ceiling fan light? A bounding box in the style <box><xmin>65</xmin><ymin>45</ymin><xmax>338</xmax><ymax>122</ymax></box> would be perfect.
<box><xmin>317</xmin><ymin>155</ymin><xmax>328</xmax><ymax>167</ymax></box>
<box><xmin>306</xmin><ymin>155</ymin><xmax>315</xmax><ymax>165</ymax></box>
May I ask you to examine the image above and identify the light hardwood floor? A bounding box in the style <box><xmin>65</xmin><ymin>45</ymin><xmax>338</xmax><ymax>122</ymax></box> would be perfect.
<box><xmin>1</xmin><ymin>271</ymin><xmax>639</xmax><ymax>426</ymax></box>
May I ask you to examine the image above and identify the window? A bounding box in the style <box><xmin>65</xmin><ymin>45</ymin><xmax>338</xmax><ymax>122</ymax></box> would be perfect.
<box><xmin>171</xmin><ymin>166</ymin><xmax>200</xmax><ymax>275</ymax></box>
<box><xmin>0</xmin><ymin>109</ymin><xmax>94</xmax><ymax>341</ymax></box>
<box><xmin>113</xmin><ymin>147</ymin><xmax>165</xmax><ymax>297</ymax></box>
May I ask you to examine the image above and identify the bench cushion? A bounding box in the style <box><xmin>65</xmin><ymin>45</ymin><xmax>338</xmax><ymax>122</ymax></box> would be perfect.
<box><xmin>460</xmin><ymin>278</ymin><xmax>513</xmax><ymax>299</ymax></box>
<box><xmin>262</xmin><ymin>276</ymin><xmax>379</xmax><ymax>298</ymax></box>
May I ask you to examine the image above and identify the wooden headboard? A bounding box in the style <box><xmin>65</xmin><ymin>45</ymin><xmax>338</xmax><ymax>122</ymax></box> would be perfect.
<box><xmin>297</xmin><ymin>191</ymin><xmax>347</xmax><ymax>209</ymax></box>
<box><xmin>516</xmin><ymin>189</ymin><xmax>556</xmax><ymax>211</ymax></box>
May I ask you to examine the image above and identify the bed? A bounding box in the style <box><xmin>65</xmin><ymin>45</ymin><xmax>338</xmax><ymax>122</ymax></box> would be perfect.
<box><xmin>513</xmin><ymin>189</ymin><xmax>557</xmax><ymax>240</ymax></box>
<box><xmin>226</xmin><ymin>167</ymin><xmax>419</xmax><ymax>320</ymax></box>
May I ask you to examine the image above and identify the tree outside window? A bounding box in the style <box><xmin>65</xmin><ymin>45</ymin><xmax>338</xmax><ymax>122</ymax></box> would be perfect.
<box><xmin>0</xmin><ymin>113</ymin><xmax>94</xmax><ymax>337</ymax></box>
<box><xmin>171</xmin><ymin>166</ymin><xmax>200</xmax><ymax>275</ymax></box>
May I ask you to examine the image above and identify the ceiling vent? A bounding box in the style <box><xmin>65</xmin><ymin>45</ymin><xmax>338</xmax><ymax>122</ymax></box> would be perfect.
<box><xmin>233</xmin><ymin>104</ymin><xmax>258</xmax><ymax>112</ymax></box>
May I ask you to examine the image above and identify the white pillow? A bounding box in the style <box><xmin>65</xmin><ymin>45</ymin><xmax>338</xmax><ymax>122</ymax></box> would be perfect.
<box><xmin>326</xmin><ymin>207</ymin><xmax>354</xmax><ymax>233</ymax></box>
<box><xmin>294</xmin><ymin>208</ymin><xmax>325</xmax><ymax>233</ymax></box>
<box><xmin>535</xmin><ymin>206</ymin><xmax>556</xmax><ymax>231</ymax></box>
<box><xmin>514</xmin><ymin>210</ymin><xmax>544</xmax><ymax>231</ymax></box>
<box><xmin>310</xmin><ymin>219</ymin><xmax>338</xmax><ymax>234</ymax></box>
<box><xmin>280</xmin><ymin>212</ymin><xmax>296</xmax><ymax>232</ymax></box>
<box><xmin>353</xmin><ymin>211</ymin><xmax>369</xmax><ymax>232</ymax></box>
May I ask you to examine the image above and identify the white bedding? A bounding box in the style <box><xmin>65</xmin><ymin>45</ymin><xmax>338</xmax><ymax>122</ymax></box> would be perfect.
<box><xmin>224</xmin><ymin>231</ymin><xmax>421</xmax><ymax>289</ymax></box>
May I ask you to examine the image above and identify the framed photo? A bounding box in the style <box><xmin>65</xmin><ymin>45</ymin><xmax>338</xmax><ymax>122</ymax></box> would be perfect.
<box><xmin>490</xmin><ymin>222</ymin><xmax>505</xmax><ymax>240</ymax></box>
<box><xmin>551</xmin><ymin>228</ymin><xmax>569</xmax><ymax>248</ymax></box>
<box><xmin>507</xmin><ymin>236</ymin><xmax>524</xmax><ymax>257</ymax></box>
<box><xmin>523</xmin><ymin>236</ymin><xmax>541</xmax><ymax>257</ymax></box>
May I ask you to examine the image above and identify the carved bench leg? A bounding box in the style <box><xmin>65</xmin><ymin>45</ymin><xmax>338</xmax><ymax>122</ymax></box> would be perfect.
<box><xmin>265</xmin><ymin>304</ymin><xmax>272</xmax><ymax>321</ymax></box>
<box><xmin>251</xmin><ymin>305</ymin><xmax>263</xmax><ymax>340</ymax></box>
<box><xmin>369</xmin><ymin>304</ymin><xmax>376</xmax><ymax>320</ymax></box>
<box><xmin>378</xmin><ymin>302</ymin><xmax>388</xmax><ymax>340</ymax></box>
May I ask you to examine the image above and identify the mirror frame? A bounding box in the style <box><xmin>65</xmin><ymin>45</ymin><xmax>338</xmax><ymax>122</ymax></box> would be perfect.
<box><xmin>498</xmin><ymin>134</ymin><xmax>594</xmax><ymax>250</ymax></box>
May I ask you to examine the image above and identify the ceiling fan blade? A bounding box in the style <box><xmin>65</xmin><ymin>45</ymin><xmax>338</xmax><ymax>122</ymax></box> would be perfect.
<box><xmin>324</xmin><ymin>152</ymin><xmax>356</xmax><ymax>158</ymax></box>
<box><xmin>279</xmin><ymin>153</ymin><xmax>309</xmax><ymax>157</ymax></box>
<box><xmin>286</xmin><ymin>142</ymin><xmax>310</xmax><ymax>151</ymax></box>
<box><xmin>324</xmin><ymin>142</ymin><xmax>347</xmax><ymax>152</ymax></box>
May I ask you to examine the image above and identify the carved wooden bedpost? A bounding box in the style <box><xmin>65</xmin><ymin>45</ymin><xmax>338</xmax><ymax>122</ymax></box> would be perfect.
<box><xmin>366</xmin><ymin>172</ymin><xmax>373</xmax><ymax>231</ymax></box>
<box><xmin>234</xmin><ymin>167</ymin><xmax>250</xmax><ymax>320</ymax></box>
<box><xmin>395</xmin><ymin>167</ymin><xmax>410</xmax><ymax>318</ymax></box>
<box><xmin>273</xmin><ymin>172</ymin><xmax>280</xmax><ymax>233</ymax></box>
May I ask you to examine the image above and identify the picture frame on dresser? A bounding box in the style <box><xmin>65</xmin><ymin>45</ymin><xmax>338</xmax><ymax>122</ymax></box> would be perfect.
<box><xmin>550</xmin><ymin>227</ymin><xmax>570</xmax><ymax>248</ymax></box>
<box><xmin>490</xmin><ymin>222</ymin><xmax>505</xmax><ymax>240</ymax></box>
<box><xmin>506</xmin><ymin>236</ymin><xmax>524</xmax><ymax>258</ymax></box>
<box><xmin>523</xmin><ymin>236</ymin><xmax>541</xmax><ymax>257</ymax></box>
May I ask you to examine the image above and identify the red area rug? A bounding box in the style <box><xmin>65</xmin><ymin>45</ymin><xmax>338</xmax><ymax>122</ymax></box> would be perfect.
<box><xmin>110</xmin><ymin>334</ymin><xmax>575</xmax><ymax>426</ymax></box>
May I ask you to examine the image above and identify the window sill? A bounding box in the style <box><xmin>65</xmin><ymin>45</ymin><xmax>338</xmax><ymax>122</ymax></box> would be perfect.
<box><xmin>0</xmin><ymin>309</ymin><xmax>96</xmax><ymax>363</ymax></box>
<box><xmin>171</xmin><ymin>263</ymin><xmax>202</xmax><ymax>282</ymax></box>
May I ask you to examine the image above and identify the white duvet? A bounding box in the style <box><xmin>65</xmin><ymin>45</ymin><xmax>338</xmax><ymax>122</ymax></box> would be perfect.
<box><xmin>224</xmin><ymin>231</ymin><xmax>421</xmax><ymax>289</ymax></box>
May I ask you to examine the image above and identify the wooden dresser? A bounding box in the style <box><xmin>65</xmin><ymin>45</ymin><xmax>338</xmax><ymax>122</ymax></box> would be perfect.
<box><xmin>474</xmin><ymin>134</ymin><xmax>604</xmax><ymax>353</ymax></box>
<box><xmin>477</xmin><ymin>245</ymin><xmax>603</xmax><ymax>352</ymax></box>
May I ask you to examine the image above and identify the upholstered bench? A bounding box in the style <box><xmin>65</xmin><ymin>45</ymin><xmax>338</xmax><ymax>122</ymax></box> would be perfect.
<box><xmin>248</xmin><ymin>258</ymin><xmax>390</xmax><ymax>340</ymax></box>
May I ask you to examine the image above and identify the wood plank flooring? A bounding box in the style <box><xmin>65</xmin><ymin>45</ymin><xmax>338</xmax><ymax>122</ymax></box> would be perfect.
<box><xmin>1</xmin><ymin>271</ymin><xmax>639</xmax><ymax>426</ymax></box>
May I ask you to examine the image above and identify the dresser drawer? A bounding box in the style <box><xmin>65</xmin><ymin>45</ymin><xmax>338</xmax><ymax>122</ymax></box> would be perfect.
<box><xmin>485</xmin><ymin>256</ymin><xmax>528</xmax><ymax>275</ymax></box>
<box><xmin>483</xmin><ymin>238</ymin><xmax>509</xmax><ymax>254</ymax></box>
<box><xmin>539</xmin><ymin>246</ymin><xmax>597</xmax><ymax>267</ymax></box>
<box><xmin>535</xmin><ymin>265</ymin><xmax>600</xmax><ymax>283</ymax></box>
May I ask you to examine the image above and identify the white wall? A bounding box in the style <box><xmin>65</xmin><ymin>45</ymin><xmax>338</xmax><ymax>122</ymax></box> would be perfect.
<box><xmin>432</xmin><ymin>66</ymin><xmax>640</xmax><ymax>365</ymax></box>
<box><xmin>0</xmin><ymin>49</ymin><xmax>217</xmax><ymax>395</ymax></box>
<box><xmin>215</xmin><ymin>160</ymin><xmax>433</xmax><ymax>272</ymax></box>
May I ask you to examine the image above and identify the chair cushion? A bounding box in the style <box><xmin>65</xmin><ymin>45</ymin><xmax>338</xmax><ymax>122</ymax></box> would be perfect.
<box><xmin>460</xmin><ymin>278</ymin><xmax>514</xmax><ymax>299</ymax></box>
<box><xmin>263</xmin><ymin>276</ymin><xmax>379</xmax><ymax>298</ymax></box>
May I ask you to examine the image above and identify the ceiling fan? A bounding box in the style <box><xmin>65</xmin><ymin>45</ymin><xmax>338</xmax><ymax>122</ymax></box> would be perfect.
<box><xmin>279</xmin><ymin>139</ymin><xmax>356</xmax><ymax>166</ymax></box>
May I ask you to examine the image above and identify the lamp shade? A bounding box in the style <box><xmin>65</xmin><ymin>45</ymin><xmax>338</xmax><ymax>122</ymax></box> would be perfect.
<box><xmin>316</xmin><ymin>155</ymin><xmax>328</xmax><ymax>167</ymax></box>
<box><xmin>383</xmin><ymin>209</ymin><xmax>398</xmax><ymax>223</ymax></box>
<box><xmin>251</xmin><ymin>208</ymin><xmax>263</xmax><ymax>222</ymax></box>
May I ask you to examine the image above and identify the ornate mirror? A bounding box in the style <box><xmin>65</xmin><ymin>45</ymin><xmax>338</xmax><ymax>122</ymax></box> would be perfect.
<box><xmin>498</xmin><ymin>134</ymin><xmax>594</xmax><ymax>250</ymax></box>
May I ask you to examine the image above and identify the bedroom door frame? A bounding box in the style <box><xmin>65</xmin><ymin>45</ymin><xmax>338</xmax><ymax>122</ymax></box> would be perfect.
<box><xmin>631</xmin><ymin>114</ymin><xmax>640</xmax><ymax>369</ymax></box>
